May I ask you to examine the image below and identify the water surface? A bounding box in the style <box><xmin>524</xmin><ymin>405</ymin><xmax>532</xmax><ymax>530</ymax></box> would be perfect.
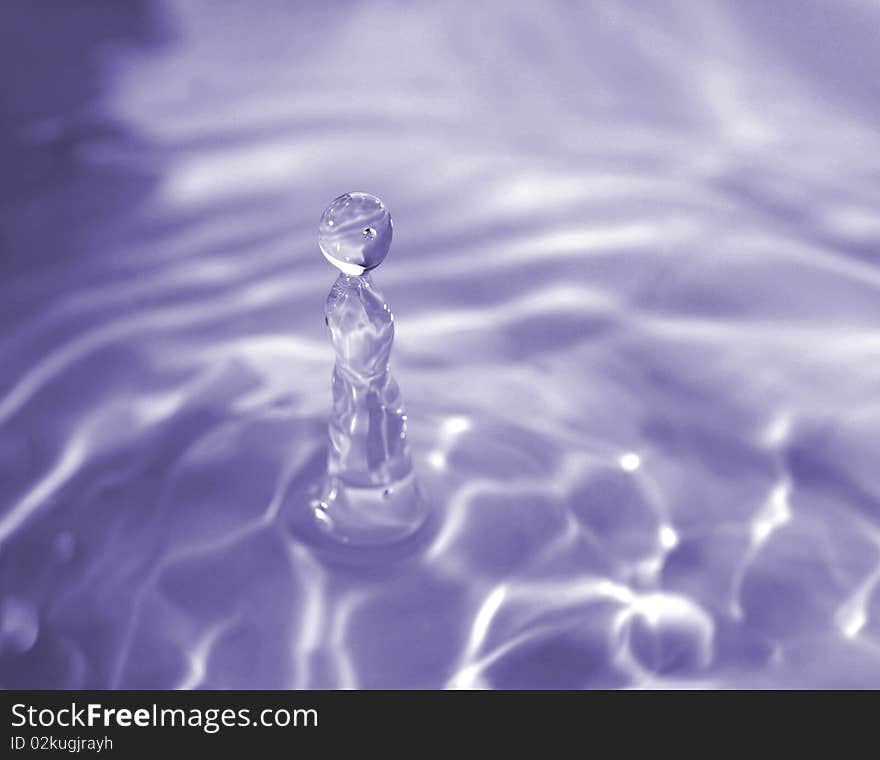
<box><xmin>2</xmin><ymin>1</ymin><xmax>880</xmax><ymax>689</ymax></box>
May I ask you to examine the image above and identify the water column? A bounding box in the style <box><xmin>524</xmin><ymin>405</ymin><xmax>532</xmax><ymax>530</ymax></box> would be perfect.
<box><xmin>312</xmin><ymin>192</ymin><xmax>428</xmax><ymax>544</ymax></box>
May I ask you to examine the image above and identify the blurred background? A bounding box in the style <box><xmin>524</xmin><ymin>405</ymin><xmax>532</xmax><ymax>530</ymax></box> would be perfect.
<box><xmin>1</xmin><ymin>0</ymin><xmax>880</xmax><ymax>689</ymax></box>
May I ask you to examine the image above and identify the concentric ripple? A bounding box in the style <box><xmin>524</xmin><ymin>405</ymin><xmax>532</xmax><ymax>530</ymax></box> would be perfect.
<box><xmin>2</xmin><ymin>1</ymin><xmax>880</xmax><ymax>689</ymax></box>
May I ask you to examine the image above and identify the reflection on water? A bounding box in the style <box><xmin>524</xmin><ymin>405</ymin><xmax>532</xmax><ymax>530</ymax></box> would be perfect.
<box><xmin>2</xmin><ymin>0</ymin><xmax>880</xmax><ymax>688</ymax></box>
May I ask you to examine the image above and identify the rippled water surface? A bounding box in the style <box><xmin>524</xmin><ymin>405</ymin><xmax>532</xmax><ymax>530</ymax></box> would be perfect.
<box><xmin>2</xmin><ymin>1</ymin><xmax>880</xmax><ymax>689</ymax></box>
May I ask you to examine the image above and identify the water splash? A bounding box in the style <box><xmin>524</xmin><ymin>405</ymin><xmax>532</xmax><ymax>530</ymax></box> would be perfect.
<box><xmin>310</xmin><ymin>194</ymin><xmax>427</xmax><ymax>545</ymax></box>
<box><xmin>2</xmin><ymin>0</ymin><xmax>880</xmax><ymax>689</ymax></box>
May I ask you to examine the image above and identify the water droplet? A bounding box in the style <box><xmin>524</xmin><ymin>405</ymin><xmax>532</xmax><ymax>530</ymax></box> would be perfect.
<box><xmin>318</xmin><ymin>192</ymin><xmax>392</xmax><ymax>275</ymax></box>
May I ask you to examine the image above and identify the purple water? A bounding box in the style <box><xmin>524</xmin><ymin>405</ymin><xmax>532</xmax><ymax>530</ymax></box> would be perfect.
<box><xmin>2</xmin><ymin>1</ymin><xmax>880</xmax><ymax>689</ymax></box>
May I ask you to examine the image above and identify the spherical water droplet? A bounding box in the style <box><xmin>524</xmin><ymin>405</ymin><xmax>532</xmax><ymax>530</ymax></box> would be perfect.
<box><xmin>318</xmin><ymin>192</ymin><xmax>392</xmax><ymax>275</ymax></box>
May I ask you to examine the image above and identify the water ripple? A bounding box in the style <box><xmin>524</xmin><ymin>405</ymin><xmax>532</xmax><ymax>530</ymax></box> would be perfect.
<box><xmin>2</xmin><ymin>0</ymin><xmax>879</xmax><ymax>689</ymax></box>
